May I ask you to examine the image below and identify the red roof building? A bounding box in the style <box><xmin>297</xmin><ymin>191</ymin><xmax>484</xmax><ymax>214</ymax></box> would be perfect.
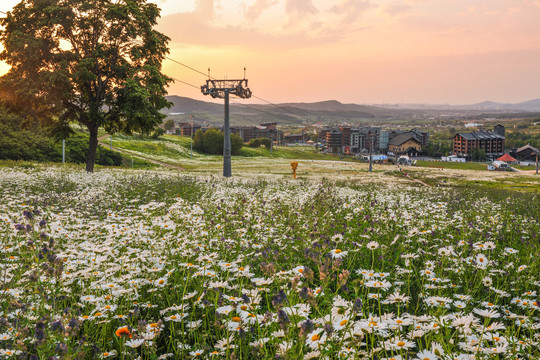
<box><xmin>496</xmin><ymin>154</ymin><xmax>517</xmax><ymax>163</ymax></box>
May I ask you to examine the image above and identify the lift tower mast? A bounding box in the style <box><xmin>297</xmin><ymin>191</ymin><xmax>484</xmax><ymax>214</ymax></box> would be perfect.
<box><xmin>201</xmin><ymin>72</ymin><xmax>252</xmax><ymax>177</ymax></box>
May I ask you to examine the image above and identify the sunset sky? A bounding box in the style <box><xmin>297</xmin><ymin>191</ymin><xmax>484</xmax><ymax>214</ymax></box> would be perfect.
<box><xmin>2</xmin><ymin>0</ymin><xmax>540</xmax><ymax>105</ymax></box>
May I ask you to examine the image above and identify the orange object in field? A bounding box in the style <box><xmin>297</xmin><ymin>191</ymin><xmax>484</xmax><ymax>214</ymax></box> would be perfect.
<box><xmin>115</xmin><ymin>326</ymin><xmax>132</xmax><ymax>338</ymax></box>
<box><xmin>290</xmin><ymin>161</ymin><xmax>298</xmax><ymax>179</ymax></box>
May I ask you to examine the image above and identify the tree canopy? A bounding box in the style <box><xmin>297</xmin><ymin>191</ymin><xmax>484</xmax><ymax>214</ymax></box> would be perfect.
<box><xmin>0</xmin><ymin>0</ymin><xmax>172</xmax><ymax>172</ymax></box>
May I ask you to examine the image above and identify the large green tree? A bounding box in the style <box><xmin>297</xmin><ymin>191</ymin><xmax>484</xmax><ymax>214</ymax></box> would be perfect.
<box><xmin>0</xmin><ymin>0</ymin><xmax>172</xmax><ymax>172</ymax></box>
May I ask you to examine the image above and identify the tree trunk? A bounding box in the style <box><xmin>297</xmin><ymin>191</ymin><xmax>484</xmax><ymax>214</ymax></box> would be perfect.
<box><xmin>86</xmin><ymin>125</ymin><xmax>99</xmax><ymax>173</ymax></box>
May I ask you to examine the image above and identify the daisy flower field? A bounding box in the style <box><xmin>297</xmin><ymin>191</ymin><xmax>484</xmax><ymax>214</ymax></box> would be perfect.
<box><xmin>0</xmin><ymin>167</ymin><xmax>538</xmax><ymax>359</ymax></box>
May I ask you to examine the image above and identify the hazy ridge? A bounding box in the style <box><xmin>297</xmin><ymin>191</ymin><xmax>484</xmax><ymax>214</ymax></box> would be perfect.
<box><xmin>164</xmin><ymin>95</ymin><xmax>540</xmax><ymax>126</ymax></box>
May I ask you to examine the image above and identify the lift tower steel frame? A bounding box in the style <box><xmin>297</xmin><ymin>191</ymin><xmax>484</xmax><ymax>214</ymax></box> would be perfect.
<box><xmin>201</xmin><ymin>76</ymin><xmax>252</xmax><ymax>177</ymax></box>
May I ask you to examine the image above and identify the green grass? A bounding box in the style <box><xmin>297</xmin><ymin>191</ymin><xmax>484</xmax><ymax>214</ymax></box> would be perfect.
<box><xmin>110</xmin><ymin>134</ymin><xmax>341</xmax><ymax>163</ymax></box>
<box><xmin>120</xmin><ymin>155</ymin><xmax>160</xmax><ymax>169</ymax></box>
<box><xmin>238</xmin><ymin>145</ymin><xmax>336</xmax><ymax>160</ymax></box>
<box><xmin>416</xmin><ymin>160</ymin><xmax>488</xmax><ymax>170</ymax></box>
<box><xmin>513</xmin><ymin>164</ymin><xmax>538</xmax><ymax>171</ymax></box>
<box><xmin>0</xmin><ymin>158</ymin><xmax>158</xmax><ymax>171</ymax></box>
<box><xmin>450</xmin><ymin>174</ymin><xmax>540</xmax><ymax>193</ymax></box>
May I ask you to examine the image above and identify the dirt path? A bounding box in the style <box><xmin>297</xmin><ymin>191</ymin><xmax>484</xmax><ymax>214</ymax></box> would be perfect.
<box><xmin>511</xmin><ymin>166</ymin><xmax>539</xmax><ymax>174</ymax></box>
<box><xmin>98</xmin><ymin>135</ymin><xmax>185</xmax><ymax>171</ymax></box>
<box><xmin>398</xmin><ymin>167</ymin><xmax>430</xmax><ymax>187</ymax></box>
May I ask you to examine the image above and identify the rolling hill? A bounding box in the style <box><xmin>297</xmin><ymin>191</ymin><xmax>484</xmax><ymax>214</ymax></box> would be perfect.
<box><xmin>164</xmin><ymin>96</ymin><xmax>540</xmax><ymax>127</ymax></box>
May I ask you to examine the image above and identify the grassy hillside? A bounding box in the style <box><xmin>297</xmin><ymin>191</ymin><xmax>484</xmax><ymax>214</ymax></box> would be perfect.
<box><xmin>109</xmin><ymin>134</ymin><xmax>339</xmax><ymax>169</ymax></box>
<box><xmin>415</xmin><ymin>160</ymin><xmax>488</xmax><ymax>171</ymax></box>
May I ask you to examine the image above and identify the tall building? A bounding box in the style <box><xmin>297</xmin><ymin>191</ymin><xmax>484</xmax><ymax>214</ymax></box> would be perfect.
<box><xmin>350</xmin><ymin>127</ymin><xmax>380</xmax><ymax>153</ymax></box>
<box><xmin>326</xmin><ymin>128</ymin><xmax>343</xmax><ymax>152</ymax></box>
<box><xmin>494</xmin><ymin>124</ymin><xmax>505</xmax><ymax>137</ymax></box>
<box><xmin>453</xmin><ymin>125</ymin><xmax>505</xmax><ymax>158</ymax></box>
<box><xmin>339</xmin><ymin>126</ymin><xmax>351</xmax><ymax>147</ymax></box>
<box><xmin>379</xmin><ymin>131</ymin><xmax>389</xmax><ymax>150</ymax></box>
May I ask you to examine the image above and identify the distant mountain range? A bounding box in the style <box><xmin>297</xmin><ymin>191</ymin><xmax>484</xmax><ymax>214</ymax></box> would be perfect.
<box><xmin>455</xmin><ymin>99</ymin><xmax>540</xmax><ymax>112</ymax></box>
<box><xmin>166</xmin><ymin>96</ymin><xmax>223</xmax><ymax>114</ymax></box>
<box><xmin>164</xmin><ymin>96</ymin><xmax>383</xmax><ymax>125</ymax></box>
<box><xmin>373</xmin><ymin>99</ymin><xmax>540</xmax><ymax>112</ymax></box>
<box><xmin>164</xmin><ymin>95</ymin><xmax>540</xmax><ymax>126</ymax></box>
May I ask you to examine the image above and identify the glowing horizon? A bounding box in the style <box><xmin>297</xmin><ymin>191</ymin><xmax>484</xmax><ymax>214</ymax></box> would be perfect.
<box><xmin>2</xmin><ymin>0</ymin><xmax>540</xmax><ymax>105</ymax></box>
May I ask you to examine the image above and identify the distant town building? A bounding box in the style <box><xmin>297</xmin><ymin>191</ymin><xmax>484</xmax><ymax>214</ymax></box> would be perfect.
<box><xmin>494</xmin><ymin>124</ymin><xmax>505</xmax><ymax>137</ymax></box>
<box><xmin>317</xmin><ymin>127</ymin><xmax>331</xmax><ymax>142</ymax></box>
<box><xmin>339</xmin><ymin>126</ymin><xmax>351</xmax><ymax>148</ymax></box>
<box><xmin>318</xmin><ymin>126</ymin><xmax>428</xmax><ymax>155</ymax></box>
<box><xmin>511</xmin><ymin>144</ymin><xmax>539</xmax><ymax>162</ymax></box>
<box><xmin>388</xmin><ymin>129</ymin><xmax>429</xmax><ymax>147</ymax></box>
<box><xmin>181</xmin><ymin>124</ymin><xmax>202</xmax><ymax>137</ymax></box>
<box><xmin>350</xmin><ymin>127</ymin><xmax>380</xmax><ymax>153</ymax></box>
<box><xmin>496</xmin><ymin>153</ymin><xmax>517</xmax><ymax>164</ymax></box>
<box><xmin>453</xmin><ymin>124</ymin><xmax>505</xmax><ymax>158</ymax></box>
<box><xmin>379</xmin><ymin>130</ymin><xmax>389</xmax><ymax>150</ymax></box>
<box><xmin>283</xmin><ymin>133</ymin><xmax>305</xmax><ymax>144</ymax></box>
<box><xmin>388</xmin><ymin>132</ymin><xmax>423</xmax><ymax>157</ymax></box>
<box><xmin>230</xmin><ymin>123</ymin><xmax>283</xmax><ymax>143</ymax></box>
<box><xmin>175</xmin><ymin>122</ymin><xmax>284</xmax><ymax>143</ymax></box>
<box><xmin>326</xmin><ymin>128</ymin><xmax>343</xmax><ymax>153</ymax></box>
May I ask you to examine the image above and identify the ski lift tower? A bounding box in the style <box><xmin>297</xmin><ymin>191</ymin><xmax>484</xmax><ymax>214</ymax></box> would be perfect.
<box><xmin>201</xmin><ymin>70</ymin><xmax>252</xmax><ymax>177</ymax></box>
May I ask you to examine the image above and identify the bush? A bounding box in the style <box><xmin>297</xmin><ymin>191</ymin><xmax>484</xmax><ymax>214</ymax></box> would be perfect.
<box><xmin>193</xmin><ymin>128</ymin><xmax>243</xmax><ymax>155</ymax></box>
<box><xmin>163</xmin><ymin>119</ymin><xmax>175</xmax><ymax>131</ymax></box>
<box><xmin>193</xmin><ymin>129</ymin><xmax>204</xmax><ymax>151</ymax></box>
<box><xmin>0</xmin><ymin>108</ymin><xmax>123</xmax><ymax>166</ymax></box>
<box><xmin>248</xmin><ymin>138</ymin><xmax>261</xmax><ymax>148</ymax></box>
<box><xmin>202</xmin><ymin>128</ymin><xmax>223</xmax><ymax>155</ymax></box>
<box><xmin>0</xmin><ymin>108</ymin><xmax>61</xmax><ymax>162</ymax></box>
<box><xmin>64</xmin><ymin>134</ymin><xmax>123</xmax><ymax>166</ymax></box>
<box><xmin>260</xmin><ymin>137</ymin><xmax>272</xmax><ymax>149</ymax></box>
<box><xmin>470</xmin><ymin>148</ymin><xmax>487</xmax><ymax>161</ymax></box>
<box><xmin>231</xmin><ymin>134</ymin><xmax>243</xmax><ymax>155</ymax></box>
<box><xmin>248</xmin><ymin>137</ymin><xmax>271</xmax><ymax>149</ymax></box>
<box><xmin>152</xmin><ymin>127</ymin><xmax>165</xmax><ymax>139</ymax></box>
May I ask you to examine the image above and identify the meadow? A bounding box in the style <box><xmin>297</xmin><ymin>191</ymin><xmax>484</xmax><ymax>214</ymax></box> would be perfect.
<box><xmin>0</xmin><ymin>166</ymin><xmax>539</xmax><ymax>359</ymax></box>
<box><xmin>107</xmin><ymin>135</ymin><xmax>334</xmax><ymax>171</ymax></box>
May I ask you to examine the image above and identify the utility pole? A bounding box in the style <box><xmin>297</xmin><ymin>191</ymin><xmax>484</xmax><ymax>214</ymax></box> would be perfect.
<box><xmin>369</xmin><ymin>133</ymin><xmax>373</xmax><ymax>172</ymax></box>
<box><xmin>190</xmin><ymin>115</ymin><xmax>193</xmax><ymax>159</ymax></box>
<box><xmin>536</xmin><ymin>149</ymin><xmax>540</xmax><ymax>175</ymax></box>
<box><xmin>201</xmin><ymin>70</ymin><xmax>252</xmax><ymax>177</ymax></box>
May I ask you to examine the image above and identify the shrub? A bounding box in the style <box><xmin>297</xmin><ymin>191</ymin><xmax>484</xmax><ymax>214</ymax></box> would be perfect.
<box><xmin>248</xmin><ymin>138</ymin><xmax>261</xmax><ymax>148</ymax></box>
<box><xmin>248</xmin><ymin>137</ymin><xmax>271</xmax><ymax>149</ymax></box>
<box><xmin>152</xmin><ymin>127</ymin><xmax>165</xmax><ymax>139</ymax></box>
<box><xmin>231</xmin><ymin>133</ymin><xmax>243</xmax><ymax>155</ymax></box>
<box><xmin>202</xmin><ymin>128</ymin><xmax>223</xmax><ymax>155</ymax></box>
<box><xmin>194</xmin><ymin>128</ymin><xmax>243</xmax><ymax>155</ymax></box>
<box><xmin>0</xmin><ymin>108</ymin><xmax>61</xmax><ymax>162</ymax></box>
<box><xmin>64</xmin><ymin>134</ymin><xmax>123</xmax><ymax>166</ymax></box>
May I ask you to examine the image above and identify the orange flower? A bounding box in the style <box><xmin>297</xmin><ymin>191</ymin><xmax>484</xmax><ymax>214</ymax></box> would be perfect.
<box><xmin>115</xmin><ymin>326</ymin><xmax>132</xmax><ymax>338</ymax></box>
